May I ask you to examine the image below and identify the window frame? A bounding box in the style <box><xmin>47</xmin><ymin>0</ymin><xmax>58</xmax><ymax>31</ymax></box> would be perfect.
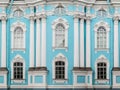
<box><xmin>11</xmin><ymin>22</ymin><xmax>26</xmax><ymax>52</ymax></box>
<box><xmin>94</xmin><ymin>21</ymin><xmax>110</xmax><ymax>52</ymax></box>
<box><xmin>52</xmin><ymin>53</ymin><xmax>68</xmax><ymax>83</ymax></box>
<box><xmin>11</xmin><ymin>55</ymin><xmax>25</xmax><ymax>83</ymax></box>
<box><xmin>95</xmin><ymin>55</ymin><xmax>109</xmax><ymax>83</ymax></box>
<box><xmin>52</xmin><ymin>18</ymin><xmax>69</xmax><ymax>51</ymax></box>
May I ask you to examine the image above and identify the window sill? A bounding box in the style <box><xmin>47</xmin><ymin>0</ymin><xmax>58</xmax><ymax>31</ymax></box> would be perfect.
<box><xmin>95</xmin><ymin>79</ymin><xmax>109</xmax><ymax>83</ymax></box>
<box><xmin>52</xmin><ymin>47</ymin><xmax>68</xmax><ymax>51</ymax></box>
<box><xmin>11</xmin><ymin>79</ymin><xmax>25</xmax><ymax>83</ymax></box>
<box><xmin>95</xmin><ymin>48</ymin><xmax>109</xmax><ymax>53</ymax></box>
<box><xmin>53</xmin><ymin>79</ymin><xmax>67</xmax><ymax>83</ymax></box>
<box><xmin>11</xmin><ymin>48</ymin><xmax>25</xmax><ymax>53</ymax></box>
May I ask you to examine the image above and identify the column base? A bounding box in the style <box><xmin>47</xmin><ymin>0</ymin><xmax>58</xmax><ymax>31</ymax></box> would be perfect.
<box><xmin>0</xmin><ymin>68</ymin><xmax>8</xmax><ymax>88</ymax></box>
<box><xmin>112</xmin><ymin>67</ymin><xmax>120</xmax><ymax>88</ymax></box>
<box><xmin>73</xmin><ymin>67</ymin><xmax>92</xmax><ymax>88</ymax></box>
<box><xmin>28</xmin><ymin>67</ymin><xmax>47</xmax><ymax>87</ymax></box>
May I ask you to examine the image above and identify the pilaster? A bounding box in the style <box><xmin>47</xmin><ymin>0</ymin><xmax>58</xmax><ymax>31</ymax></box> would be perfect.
<box><xmin>36</xmin><ymin>17</ymin><xmax>41</xmax><ymax>67</ymax></box>
<box><xmin>80</xmin><ymin>18</ymin><xmax>84</xmax><ymax>67</ymax></box>
<box><xmin>41</xmin><ymin>15</ymin><xmax>46</xmax><ymax>67</ymax></box>
<box><xmin>29</xmin><ymin>16</ymin><xmax>35</xmax><ymax>68</ymax></box>
<box><xmin>1</xmin><ymin>16</ymin><xmax>7</xmax><ymax>67</ymax></box>
<box><xmin>86</xmin><ymin>16</ymin><xmax>91</xmax><ymax>67</ymax></box>
<box><xmin>114</xmin><ymin>16</ymin><xmax>119</xmax><ymax>67</ymax></box>
<box><xmin>74</xmin><ymin>16</ymin><xmax>79</xmax><ymax>67</ymax></box>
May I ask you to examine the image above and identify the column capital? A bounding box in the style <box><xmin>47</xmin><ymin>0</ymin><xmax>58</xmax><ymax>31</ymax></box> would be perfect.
<box><xmin>86</xmin><ymin>16</ymin><xmax>91</xmax><ymax>20</ymax></box>
<box><xmin>40</xmin><ymin>14</ymin><xmax>47</xmax><ymax>19</ymax></box>
<box><xmin>1</xmin><ymin>16</ymin><xmax>7</xmax><ymax>21</ymax></box>
<box><xmin>113</xmin><ymin>16</ymin><xmax>119</xmax><ymax>21</ymax></box>
<box><xmin>29</xmin><ymin>16</ymin><xmax>34</xmax><ymax>20</ymax></box>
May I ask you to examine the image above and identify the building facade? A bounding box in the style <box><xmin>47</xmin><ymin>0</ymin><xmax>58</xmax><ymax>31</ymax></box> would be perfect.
<box><xmin>0</xmin><ymin>0</ymin><xmax>120</xmax><ymax>89</ymax></box>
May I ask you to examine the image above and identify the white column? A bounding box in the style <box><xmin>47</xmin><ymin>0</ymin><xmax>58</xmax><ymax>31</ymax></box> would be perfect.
<box><xmin>114</xmin><ymin>17</ymin><xmax>119</xmax><ymax>67</ymax></box>
<box><xmin>41</xmin><ymin>16</ymin><xmax>46</xmax><ymax>67</ymax></box>
<box><xmin>1</xmin><ymin>16</ymin><xmax>6</xmax><ymax>67</ymax></box>
<box><xmin>86</xmin><ymin>17</ymin><xmax>91</xmax><ymax>67</ymax></box>
<box><xmin>80</xmin><ymin>18</ymin><xmax>84</xmax><ymax>67</ymax></box>
<box><xmin>29</xmin><ymin>16</ymin><xmax>34</xmax><ymax>67</ymax></box>
<box><xmin>74</xmin><ymin>16</ymin><xmax>79</xmax><ymax>67</ymax></box>
<box><xmin>36</xmin><ymin>18</ymin><xmax>41</xmax><ymax>67</ymax></box>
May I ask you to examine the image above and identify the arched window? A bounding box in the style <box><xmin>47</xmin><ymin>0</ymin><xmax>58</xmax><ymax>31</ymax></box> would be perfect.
<box><xmin>55</xmin><ymin>24</ymin><xmax>65</xmax><ymax>48</ymax></box>
<box><xmin>94</xmin><ymin>21</ymin><xmax>110</xmax><ymax>52</ymax></box>
<box><xmin>55</xmin><ymin>61</ymin><xmax>65</xmax><ymax>79</ymax></box>
<box><xmin>13</xmin><ymin>9</ymin><xmax>24</xmax><ymax>18</ymax></box>
<box><xmin>97</xmin><ymin>26</ymin><xmax>106</xmax><ymax>49</ymax></box>
<box><xmin>13</xmin><ymin>62</ymin><xmax>23</xmax><ymax>80</ymax></box>
<box><xmin>97</xmin><ymin>62</ymin><xmax>107</xmax><ymax>79</ymax></box>
<box><xmin>52</xmin><ymin>18</ymin><xmax>69</xmax><ymax>50</ymax></box>
<box><xmin>14</xmin><ymin>27</ymin><xmax>24</xmax><ymax>49</ymax></box>
<box><xmin>54</xmin><ymin>4</ymin><xmax>66</xmax><ymax>16</ymax></box>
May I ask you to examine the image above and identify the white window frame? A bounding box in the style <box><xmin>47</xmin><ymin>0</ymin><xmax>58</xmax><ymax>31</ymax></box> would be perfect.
<box><xmin>95</xmin><ymin>55</ymin><xmax>109</xmax><ymax>83</ymax></box>
<box><xmin>52</xmin><ymin>18</ymin><xmax>69</xmax><ymax>51</ymax></box>
<box><xmin>52</xmin><ymin>53</ymin><xmax>68</xmax><ymax>83</ymax></box>
<box><xmin>94</xmin><ymin>21</ymin><xmax>110</xmax><ymax>52</ymax></box>
<box><xmin>11</xmin><ymin>55</ymin><xmax>25</xmax><ymax>83</ymax></box>
<box><xmin>11</xmin><ymin>22</ymin><xmax>26</xmax><ymax>52</ymax></box>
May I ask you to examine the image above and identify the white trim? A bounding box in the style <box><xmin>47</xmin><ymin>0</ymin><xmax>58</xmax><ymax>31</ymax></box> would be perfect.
<box><xmin>94</xmin><ymin>21</ymin><xmax>110</xmax><ymax>52</ymax></box>
<box><xmin>11</xmin><ymin>21</ymin><xmax>26</xmax><ymax>52</ymax></box>
<box><xmin>52</xmin><ymin>17</ymin><xmax>69</xmax><ymax>51</ymax></box>
<box><xmin>11</xmin><ymin>54</ymin><xmax>25</xmax><ymax>83</ymax></box>
<box><xmin>52</xmin><ymin>53</ymin><xmax>68</xmax><ymax>83</ymax></box>
<box><xmin>95</xmin><ymin>55</ymin><xmax>109</xmax><ymax>83</ymax></box>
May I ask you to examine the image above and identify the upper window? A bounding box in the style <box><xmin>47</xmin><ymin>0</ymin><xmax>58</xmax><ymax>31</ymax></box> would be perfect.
<box><xmin>97</xmin><ymin>62</ymin><xmax>107</xmax><ymax>79</ymax></box>
<box><xmin>54</xmin><ymin>4</ymin><xmax>66</xmax><ymax>16</ymax></box>
<box><xmin>94</xmin><ymin>21</ymin><xmax>110</xmax><ymax>52</ymax></box>
<box><xmin>97</xmin><ymin>26</ymin><xmax>106</xmax><ymax>49</ymax></box>
<box><xmin>97</xmin><ymin>9</ymin><xmax>107</xmax><ymax>19</ymax></box>
<box><xmin>13</xmin><ymin>62</ymin><xmax>23</xmax><ymax>80</ymax></box>
<box><xmin>11</xmin><ymin>22</ymin><xmax>26</xmax><ymax>52</ymax></box>
<box><xmin>52</xmin><ymin>18</ymin><xmax>69</xmax><ymax>51</ymax></box>
<box><xmin>14</xmin><ymin>27</ymin><xmax>24</xmax><ymax>49</ymax></box>
<box><xmin>55</xmin><ymin>61</ymin><xmax>65</xmax><ymax>79</ymax></box>
<box><xmin>13</xmin><ymin>9</ymin><xmax>23</xmax><ymax>18</ymax></box>
<box><xmin>55</xmin><ymin>24</ymin><xmax>65</xmax><ymax>48</ymax></box>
